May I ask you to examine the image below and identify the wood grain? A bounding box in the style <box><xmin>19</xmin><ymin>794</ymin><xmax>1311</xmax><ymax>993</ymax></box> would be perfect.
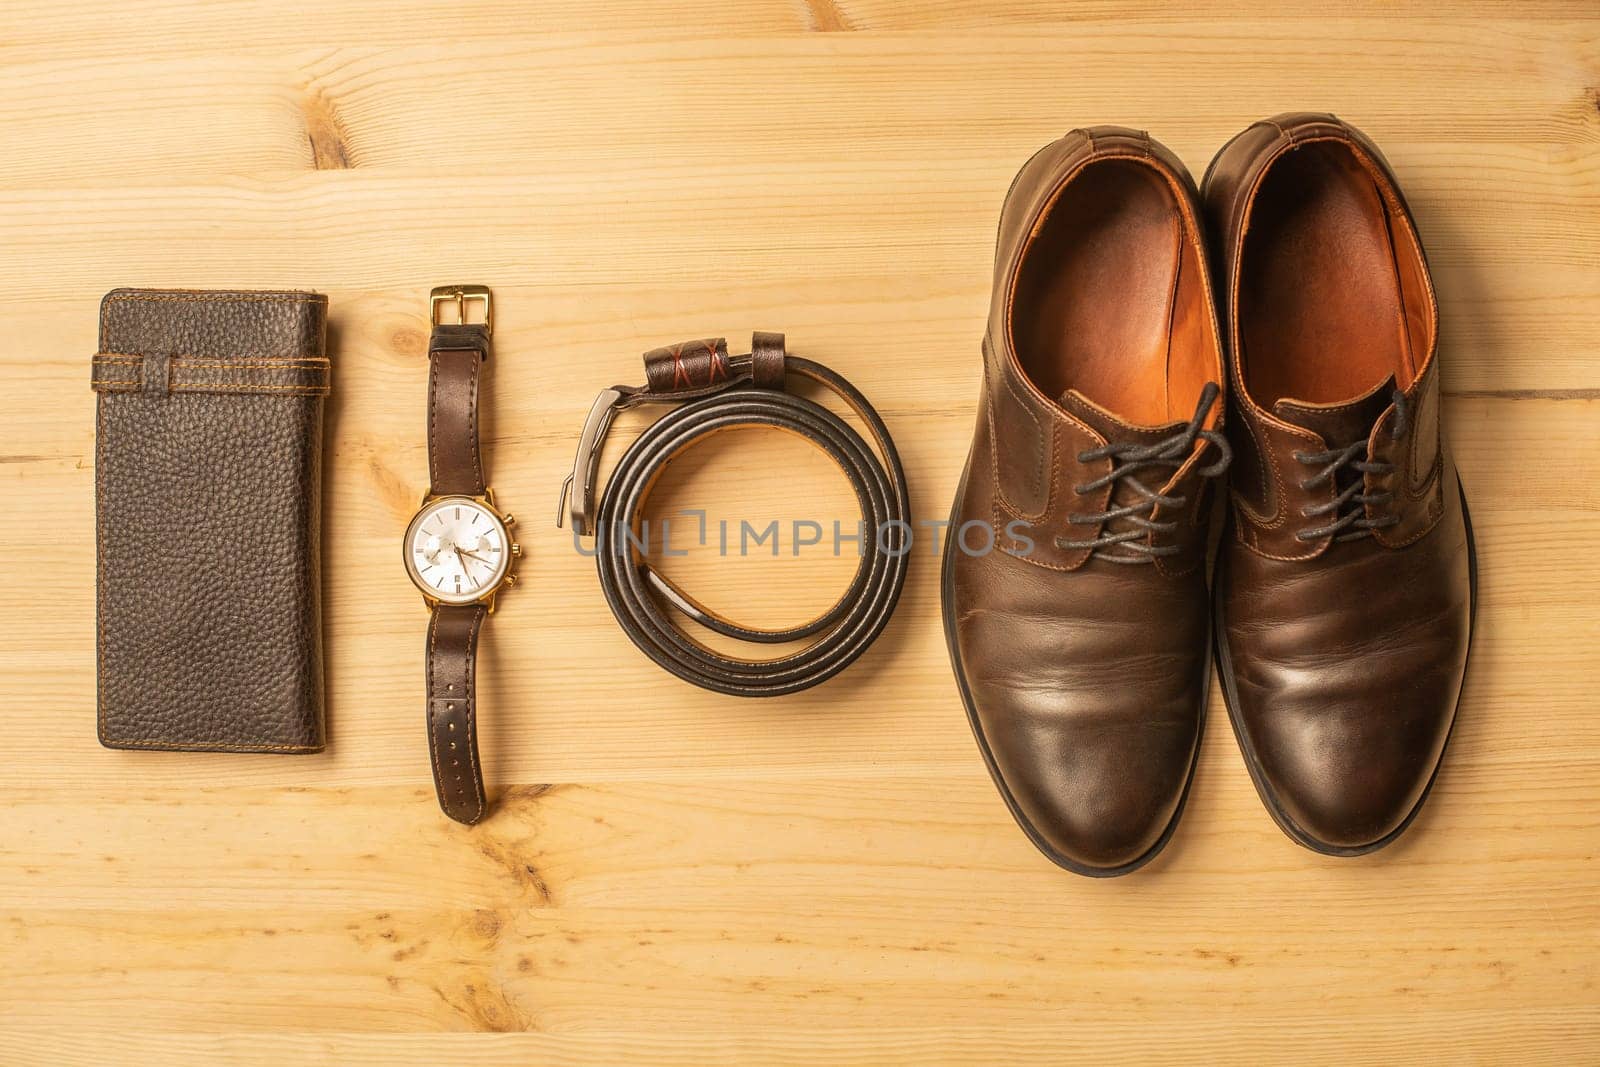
<box><xmin>1</xmin><ymin>2</ymin><xmax>1597</xmax><ymax>1064</ymax></box>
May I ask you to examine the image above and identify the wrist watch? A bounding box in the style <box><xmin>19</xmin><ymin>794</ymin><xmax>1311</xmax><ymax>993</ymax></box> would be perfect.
<box><xmin>402</xmin><ymin>285</ymin><xmax>520</xmax><ymax>825</ymax></box>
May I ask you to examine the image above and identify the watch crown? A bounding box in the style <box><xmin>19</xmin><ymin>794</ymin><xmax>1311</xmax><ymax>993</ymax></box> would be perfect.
<box><xmin>502</xmin><ymin>572</ymin><xmax>518</xmax><ymax>587</ymax></box>
<box><xmin>510</xmin><ymin>543</ymin><xmax>522</xmax><ymax>557</ymax></box>
<box><xmin>503</xmin><ymin>513</ymin><xmax>516</xmax><ymax>527</ymax></box>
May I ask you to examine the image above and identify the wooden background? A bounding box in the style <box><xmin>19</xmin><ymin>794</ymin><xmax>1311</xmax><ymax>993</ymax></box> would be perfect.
<box><xmin>3</xmin><ymin>2</ymin><xmax>1598</xmax><ymax>1063</ymax></box>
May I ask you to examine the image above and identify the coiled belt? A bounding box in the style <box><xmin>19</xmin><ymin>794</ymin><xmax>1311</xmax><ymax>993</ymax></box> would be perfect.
<box><xmin>558</xmin><ymin>332</ymin><xmax>910</xmax><ymax>696</ymax></box>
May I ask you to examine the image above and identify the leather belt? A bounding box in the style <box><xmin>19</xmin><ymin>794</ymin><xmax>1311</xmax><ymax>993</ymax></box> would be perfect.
<box><xmin>559</xmin><ymin>332</ymin><xmax>910</xmax><ymax>696</ymax></box>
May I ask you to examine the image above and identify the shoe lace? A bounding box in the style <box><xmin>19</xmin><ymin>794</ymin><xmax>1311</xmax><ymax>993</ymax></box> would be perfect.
<box><xmin>1053</xmin><ymin>382</ymin><xmax>1231</xmax><ymax>564</ymax></box>
<box><xmin>1292</xmin><ymin>388</ymin><xmax>1408</xmax><ymax>542</ymax></box>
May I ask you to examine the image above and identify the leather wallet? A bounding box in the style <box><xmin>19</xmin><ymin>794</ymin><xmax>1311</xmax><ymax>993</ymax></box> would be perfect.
<box><xmin>92</xmin><ymin>289</ymin><xmax>331</xmax><ymax>753</ymax></box>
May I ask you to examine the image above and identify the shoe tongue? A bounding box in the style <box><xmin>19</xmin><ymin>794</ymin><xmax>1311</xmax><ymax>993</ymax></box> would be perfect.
<box><xmin>1057</xmin><ymin>389</ymin><xmax>1185</xmax><ymax>447</ymax></box>
<box><xmin>1273</xmin><ymin>374</ymin><xmax>1397</xmax><ymax>446</ymax></box>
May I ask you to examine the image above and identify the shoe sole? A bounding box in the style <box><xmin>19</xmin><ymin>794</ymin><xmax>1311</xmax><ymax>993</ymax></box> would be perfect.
<box><xmin>938</xmin><ymin>462</ymin><xmax>1208</xmax><ymax>878</ymax></box>
<box><xmin>1210</xmin><ymin>482</ymin><xmax>1480</xmax><ymax>857</ymax></box>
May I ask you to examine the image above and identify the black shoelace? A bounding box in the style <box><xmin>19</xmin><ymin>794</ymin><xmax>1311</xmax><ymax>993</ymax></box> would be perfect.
<box><xmin>1054</xmin><ymin>382</ymin><xmax>1231</xmax><ymax>564</ymax></box>
<box><xmin>1292</xmin><ymin>388</ymin><xmax>1408</xmax><ymax>542</ymax></box>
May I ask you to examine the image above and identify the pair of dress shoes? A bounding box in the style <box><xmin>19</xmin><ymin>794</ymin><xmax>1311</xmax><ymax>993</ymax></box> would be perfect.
<box><xmin>942</xmin><ymin>113</ymin><xmax>1477</xmax><ymax>876</ymax></box>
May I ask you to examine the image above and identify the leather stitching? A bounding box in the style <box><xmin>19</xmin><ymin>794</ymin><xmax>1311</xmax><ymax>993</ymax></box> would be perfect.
<box><xmin>468</xmin><ymin>354</ymin><xmax>483</xmax><ymax>491</ymax></box>
<box><xmin>426</xmin><ymin>342</ymin><xmax>487</xmax><ymax>495</ymax></box>
<box><xmin>427</xmin><ymin>354</ymin><xmax>440</xmax><ymax>490</ymax></box>
<box><xmin>1008</xmin><ymin>354</ymin><xmax>1105</xmax><ymax>517</ymax></box>
<box><xmin>1378</xmin><ymin>464</ymin><xmax>1444</xmax><ymax>548</ymax></box>
<box><xmin>1373</xmin><ymin>371</ymin><xmax>1446</xmax><ymax>550</ymax></box>
<box><xmin>985</xmin><ymin>348</ymin><xmax>1047</xmax><ymax>520</ymax></box>
<box><xmin>463</xmin><ymin>608</ymin><xmax>486</xmax><ymax>823</ymax></box>
<box><xmin>92</xmin><ymin>380</ymin><xmax>327</xmax><ymax>390</ymax></box>
<box><xmin>1405</xmin><ymin>366</ymin><xmax>1443</xmax><ymax>500</ymax></box>
<box><xmin>427</xmin><ymin>609</ymin><xmax>488</xmax><ymax>824</ymax></box>
<box><xmin>671</xmin><ymin>343</ymin><xmax>689</xmax><ymax>389</ymax></box>
<box><xmin>706</xmin><ymin>339</ymin><xmax>728</xmax><ymax>383</ymax></box>
<box><xmin>103</xmin><ymin>292</ymin><xmax>322</xmax><ymax>306</ymax></box>
<box><xmin>426</xmin><ymin>612</ymin><xmax>445</xmax><ymax>809</ymax></box>
<box><xmin>96</xmin><ymin>737</ymin><xmax>322</xmax><ymax>752</ymax></box>
<box><xmin>992</xmin><ymin>498</ymin><xmax>1068</xmax><ymax>571</ymax></box>
<box><xmin>94</xmin><ymin>354</ymin><xmax>330</xmax><ymax>365</ymax></box>
<box><xmin>989</xmin><ymin>424</ymin><xmax>1107</xmax><ymax>574</ymax></box>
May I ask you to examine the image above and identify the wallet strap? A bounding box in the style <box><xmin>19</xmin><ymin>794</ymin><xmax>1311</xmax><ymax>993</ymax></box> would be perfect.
<box><xmin>426</xmin><ymin>604</ymin><xmax>489</xmax><ymax>825</ymax></box>
<box><xmin>427</xmin><ymin>323</ymin><xmax>490</xmax><ymax>496</ymax></box>
<box><xmin>91</xmin><ymin>353</ymin><xmax>330</xmax><ymax>396</ymax></box>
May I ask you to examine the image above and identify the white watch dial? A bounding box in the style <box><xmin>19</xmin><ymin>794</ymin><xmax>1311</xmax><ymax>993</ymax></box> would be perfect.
<box><xmin>404</xmin><ymin>496</ymin><xmax>511</xmax><ymax>604</ymax></box>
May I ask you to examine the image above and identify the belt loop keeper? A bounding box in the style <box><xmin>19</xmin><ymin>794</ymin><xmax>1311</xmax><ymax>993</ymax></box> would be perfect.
<box><xmin>751</xmin><ymin>331</ymin><xmax>786</xmax><ymax>391</ymax></box>
<box><xmin>141</xmin><ymin>351</ymin><xmax>171</xmax><ymax>397</ymax></box>
<box><xmin>643</xmin><ymin>337</ymin><xmax>731</xmax><ymax>395</ymax></box>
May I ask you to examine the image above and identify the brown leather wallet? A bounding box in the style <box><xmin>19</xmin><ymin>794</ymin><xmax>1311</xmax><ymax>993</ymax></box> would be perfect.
<box><xmin>92</xmin><ymin>288</ymin><xmax>330</xmax><ymax>753</ymax></box>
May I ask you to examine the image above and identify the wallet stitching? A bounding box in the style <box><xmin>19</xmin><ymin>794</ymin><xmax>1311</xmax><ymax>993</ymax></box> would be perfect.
<box><xmin>91</xmin><ymin>380</ymin><xmax>328</xmax><ymax>394</ymax></box>
<box><xmin>169</xmin><ymin>383</ymin><xmax>327</xmax><ymax>392</ymax></box>
<box><xmin>98</xmin><ymin>736</ymin><xmax>322</xmax><ymax>752</ymax></box>
<box><xmin>92</xmin><ymin>378</ymin><xmax>326</xmax><ymax>387</ymax></box>
<box><xmin>95</xmin><ymin>355</ymin><xmax>330</xmax><ymax>367</ymax></box>
<box><xmin>103</xmin><ymin>293</ymin><xmax>324</xmax><ymax>306</ymax></box>
<box><xmin>95</xmin><ymin>395</ymin><xmax>106</xmax><ymax>742</ymax></box>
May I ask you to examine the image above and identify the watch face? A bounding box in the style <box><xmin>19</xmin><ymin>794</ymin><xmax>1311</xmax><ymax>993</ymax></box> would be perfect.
<box><xmin>404</xmin><ymin>496</ymin><xmax>512</xmax><ymax>604</ymax></box>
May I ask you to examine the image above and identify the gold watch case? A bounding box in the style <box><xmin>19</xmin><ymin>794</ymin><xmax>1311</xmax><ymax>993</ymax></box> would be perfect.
<box><xmin>402</xmin><ymin>489</ymin><xmax>521</xmax><ymax>612</ymax></box>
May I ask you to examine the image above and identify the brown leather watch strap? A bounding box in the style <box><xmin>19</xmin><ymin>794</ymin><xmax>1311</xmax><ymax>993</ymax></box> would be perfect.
<box><xmin>425</xmin><ymin>604</ymin><xmax>489</xmax><ymax>825</ymax></box>
<box><xmin>427</xmin><ymin>323</ymin><xmax>490</xmax><ymax>496</ymax></box>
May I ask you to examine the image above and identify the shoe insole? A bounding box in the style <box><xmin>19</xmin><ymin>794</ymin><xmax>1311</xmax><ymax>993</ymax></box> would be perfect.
<box><xmin>1012</xmin><ymin>160</ymin><xmax>1185</xmax><ymax>427</ymax></box>
<box><xmin>1240</xmin><ymin>142</ymin><xmax>1417</xmax><ymax>407</ymax></box>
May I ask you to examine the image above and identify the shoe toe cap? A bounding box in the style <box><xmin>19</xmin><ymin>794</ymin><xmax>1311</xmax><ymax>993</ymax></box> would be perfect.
<box><xmin>985</xmin><ymin>705</ymin><xmax>1199</xmax><ymax>874</ymax></box>
<box><xmin>1244</xmin><ymin>691</ymin><xmax>1456</xmax><ymax>853</ymax></box>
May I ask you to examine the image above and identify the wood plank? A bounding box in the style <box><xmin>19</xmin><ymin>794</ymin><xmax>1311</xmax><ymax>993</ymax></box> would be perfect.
<box><xmin>6</xmin><ymin>1015</ymin><xmax>1594</xmax><ymax>1067</ymax></box>
<box><xmin>1</xmin><ymin>767</ymin><xmax>1596</xmax><ymax>1055</ymax></box>
<box><xmin>6</xmin><ymin>24</ymin><xmax>1600</xmax><ymax>182</ymax></box>
<box><xmin>4</xmin><ymin>3</ymin><xmax>1597</xmax><ymax>60</ymax></box>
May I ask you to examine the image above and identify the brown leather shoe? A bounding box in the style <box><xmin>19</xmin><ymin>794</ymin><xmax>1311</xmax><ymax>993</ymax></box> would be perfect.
<box><xmin>1202</xmin><ymin>113</ymin><xmax>1477</xmax><ymax>855</ymax></box>
<box><xmin>942</xmin><ymin>128</ymin><xmax>1230</xmax><ymax>876</ymax></box>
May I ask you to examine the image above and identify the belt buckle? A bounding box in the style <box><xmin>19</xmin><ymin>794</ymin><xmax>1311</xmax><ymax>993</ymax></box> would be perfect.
<box><xmin>556</xmin><ymin>387</ymin><xmax>629</xmax><ymax>537</ymax></box>
<box><xmin>429</xmin><ymin>284</ymin><xmax>493</xmax><ymax>336</ymax></box>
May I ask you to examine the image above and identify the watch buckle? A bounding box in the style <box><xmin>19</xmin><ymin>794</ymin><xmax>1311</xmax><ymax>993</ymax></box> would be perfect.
<box><xmin>430</xmin><ymin>284</ymin><xmax>493</xmax><ymax>336</ymax></box>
